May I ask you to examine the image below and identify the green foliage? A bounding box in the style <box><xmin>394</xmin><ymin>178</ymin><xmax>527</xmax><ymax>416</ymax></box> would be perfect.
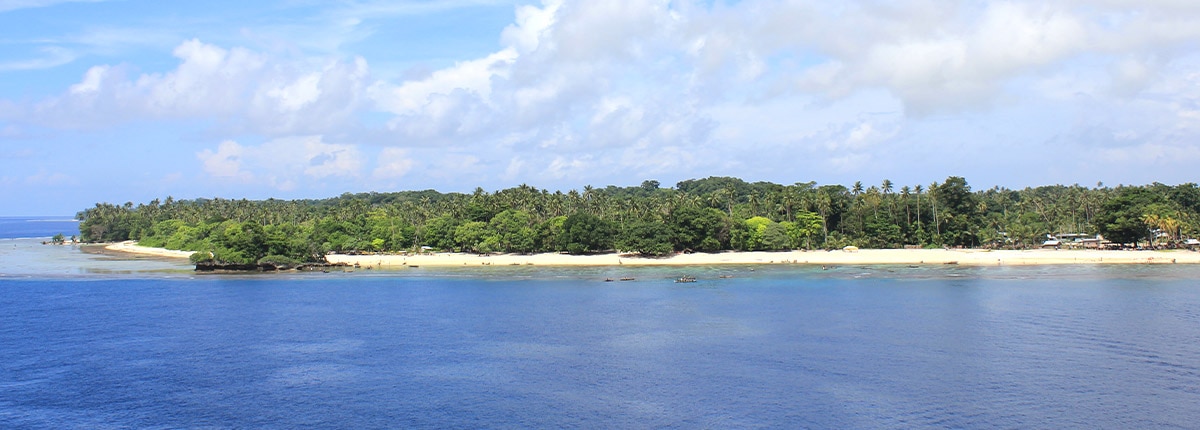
<box><xmin>537</xmin><ymin>216</ymin><xmax>569</xmax><ymax>252</ymax></box>
<box><xmin>670</xmin><ymin>206</ymin><xmax>728</xmax><ymax>252</ymax></box>
<box><xmin>189</xmin><ymin>251</ymin><xmax>212</xmax><ymax>264</ymax></box>
<box><xmin>1094</xmin><ymin>187</ymin><xmax>1169</xmax><ymax>245</ymax></box>
<box><xmin>489</xmin><ymin>210</ymin><xmax>536</xmax><ymax>253</ymax></box>
<box><xmin>618</xmin><ymin>221</ymin><xmax>674</xmax><ymax>256</ymax></box>
<box><xmin>365</xmin><ymin>209</ymin><xmax>414</xmax><ymax>251</ymax></box>
<box><xmin>742</xmin><ymin>216</ymin><xmax>774</xmax><ymax>251</ymax></box>
<box><xmin>258</xmin><ymin>254</ymin><xmax>300</xmax><ymax>268</ymax></box>
<box><xmin>785</xmin><ymin>211</ymin><xmax>823</xmax><ymax>249</ymax></box>
<box><xmin>562</xmin><ymin>213</ymin><xmax>614</xmax><ymax>254</ymax></box>
<box><xmin>76</xmin><ymin>176</ymin><xmax>1200</xmax><ymax>263</ymax></box>
<box><xmin>760</xmin><ymin>222</ymin><xmax>792</xmax><ymax>251</ymax></box>
<box><xmin>936</xmin><ymin>176</ymin><xmax>977</xmax><ymax>218</ymax></box>
<box><xmin>421</xmin><ymin>215</ymin><xmax>461</xmax><ymax>251</ymax></box>
<box><xmin>454</xmin><ymin>221</ymin><xmax>491</xmax><ymax>253</ymax></box>
<box><xmin>863</xmin><ymin>217</ymin><xmax>903</xmax><ymax>248</ymax></box>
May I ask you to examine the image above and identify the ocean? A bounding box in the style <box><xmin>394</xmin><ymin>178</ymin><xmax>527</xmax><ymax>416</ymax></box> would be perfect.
<box><xmin>0</xmin><ymin>217</ymin><xmax>81</xmax><ymax>240</ymax></box>
<box><xmin>2</xmin><ymin>225</ymin><xmax>1200</xmax><ymax>428</ymax></box>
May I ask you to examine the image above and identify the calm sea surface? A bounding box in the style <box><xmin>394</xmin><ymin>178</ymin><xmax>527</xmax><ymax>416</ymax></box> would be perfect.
<box><xmin>3</xmin><ymin>229</ymin><xmax>1200</xmax><ymax>428</ymax></box>
<box><xmin>0</xmin><ymin>217</ymin><xmax>80</xmax><ymax>240</ymax></box>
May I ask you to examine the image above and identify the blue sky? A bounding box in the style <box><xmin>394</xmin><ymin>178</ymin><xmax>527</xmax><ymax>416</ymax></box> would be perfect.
<box><xmin>2</xmin><ymin>0</ymin><xmax>1200</xmax><ymax>215</ymax></box>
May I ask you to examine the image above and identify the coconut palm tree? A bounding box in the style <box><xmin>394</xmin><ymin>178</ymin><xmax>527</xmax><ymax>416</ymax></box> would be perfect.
<box><xmin>928</xmin><ymin>182</ymin><xmax>940</xmax><ymax>238</ymax></box>
<box><xmin>1142</xmin><ymin>213</ymin><xmax>1161</xmax><ymax>247</ymax></box>
<box><xmin>914</xmin><ymin>184</ymin><xmax>923</xmax><ymax>229</ymax></box>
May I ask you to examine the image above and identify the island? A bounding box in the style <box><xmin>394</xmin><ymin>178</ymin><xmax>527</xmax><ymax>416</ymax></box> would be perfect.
<box><xmin>78</xmin><ymin>176</ymin><xmax>1200</xmax><ymax>270</ymax></box>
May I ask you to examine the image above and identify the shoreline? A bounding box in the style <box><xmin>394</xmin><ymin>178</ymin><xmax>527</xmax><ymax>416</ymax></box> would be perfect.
<box><xmin>101</xmin><ymin>241</ymin><xmax>1200</xmax><ymax>267</ymax></box>
<box><xmin>102</xmin><ymin>241</ymin><xmax>197</xmax><ymax>260</ymax></box>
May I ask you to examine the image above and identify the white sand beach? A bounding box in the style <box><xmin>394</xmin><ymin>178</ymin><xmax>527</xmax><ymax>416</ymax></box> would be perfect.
<box><xmin>326</xmin><ymin>248</ymin><xmax>1200</xmax><ymax>267</ymax></box>
<box><xmin>104</xmin><ymin>241</ymin><xmax>1200</xmax><ymax>267</ymax></box>
<box><xmin>105</xmin><ymin>241</ymin><xmax>197</xmax><ymax>259</ymax></box>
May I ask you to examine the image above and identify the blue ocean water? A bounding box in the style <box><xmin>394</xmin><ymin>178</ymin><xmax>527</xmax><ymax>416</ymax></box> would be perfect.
<box><xmin>3</xmin><ymin>262</ymin><xmax>1200</xmax><ymax>428</ymax></box>
<box><xmin>2</xmin><ymin>215</ymin><xmax>1200</xmax><ymax>429</ymax></box>
<box><xmin>0</xmin><ymin>217</ymin><xmax>80</xmax><ymax>240</ymax></box>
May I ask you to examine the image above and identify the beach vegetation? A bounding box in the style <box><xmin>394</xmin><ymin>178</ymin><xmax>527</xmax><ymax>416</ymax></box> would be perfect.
<box><xmin>617</xmin><ymin>220</ymin><xmax>674</xmax><ymax>256</ymax></box>
<box><xmin>74</xmin><ymin>177</ymin><xmax>1200</xmax><ymax>263</ymax></box>
<box><xmin>562</xmin><ymin>213</ymin><xmax>614</xmax><ymax>254</ymax></box>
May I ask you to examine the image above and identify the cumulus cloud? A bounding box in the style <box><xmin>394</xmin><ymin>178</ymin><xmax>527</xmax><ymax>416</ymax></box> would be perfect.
<box><xmin>8</xmin><ymin>0</ymin><xmax>1200</xmax><ymax>188</ymax></box>
<box><xmin>356</xmin><ymin>0</ymin><xmax>1200</xmax><ymax>184</ymax></box>
<box><xmin>196</xmin><ymin>135</ymin><xmax>363</xmax><ymax>190</ymax></box>
<box><xmin>24</xmin><ymin>39</ymin><xmax>371</xmax><ymax>135</ymax></box>
<box><xmin>372</xmin><ymin>147</ymin><xmax>415</xmax><ymax>180</ymax></box>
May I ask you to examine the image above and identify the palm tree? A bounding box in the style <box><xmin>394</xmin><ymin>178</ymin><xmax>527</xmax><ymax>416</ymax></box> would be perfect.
<box><xmin>1142</xmin><ymin>213</ymin><xmax>1161</xmax><ymax>248</ymax></box>
<box><xmin>723</xmin><ymin>186</ymin><xmax>737</xmax><ymax>216</ymax></box>
<box><xmin>708</xmin><ymin>192</ymin><xmax>723</xmax><ymax>211</ymax></box>
<box><xmin>914</xmin><ymin>184</ymin><xmax>923</xmax><ymax>229</ymax></box>
<box><xmin>815</xmin><ymin>191</ymin><xmax>832</xmax><ymax>243</ymax></box>
<box><xmin>582</xmin><ymin>185</ymin><xmax>596</xmax><ymax>215</ymax></box>
<box><xmin>928</xmin><ymin>182</ymin><xmax>940</xmax><ymax>238</ymax></box>
<box><xmin>864</xmin><ymin>186</ymin><xmax>882</xmax><ymax>221</ymax></box>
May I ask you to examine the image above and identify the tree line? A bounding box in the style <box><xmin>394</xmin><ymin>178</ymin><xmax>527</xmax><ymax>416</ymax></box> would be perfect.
<box><xmin>76</xmin><ymin>177</ymin><xmax>1200</xmax><ymax>265</ymax></box>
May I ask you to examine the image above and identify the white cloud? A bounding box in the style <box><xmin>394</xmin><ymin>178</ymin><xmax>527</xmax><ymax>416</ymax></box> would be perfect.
<box><xmin>196</xmin><ymin>135</ymin><xmax>363</xmax><ymax>190</ymax></box>
<box><xmin>501</xmin><ymin>156</ymin><xmax>525</xmax><ymax>180</ymax></box>
<box><xmin>371</xmin><ymin>49</ymin><xmax>516</xmax><ymax>115</ymax></box>
<box><xmin>197</xmin><ymin>140</ymin><xmax>250</xmax><ymax>180</ymax></box>
<box><xmin>372</xmin><ymin>147</ymin><xmax>415</xmax><ymax>180</ymax></box>
<box><xmin>0</xmin><ymin>0</ymin><xmax>104</xmax><ymax>13</ymax></box>
<box><xmin>546</xmin><ymin>155</ymin><xmax>590</xmax><ymax>179</ymax></box>
<box><xmin>9</xmin><ymin>0</ymin><xmax>1200</xmax><ymax>191</ymax></box>
<box><xmin>427</xmin><ymin>154</ymin><xmax>482</xmax><ymax>181</ymax></box>
<box><xmin>266</xmin><ymin>72</ymin><xmax>322</xmax><ymax>112</ymax></box>
<box><xmin>501</xmin><ymin>0</ymin><xmax>561</xmax><ymax>54</ymax></box>
<box><xmin>24</xmin><ymin>170</ymin><xmax>75</xmax><ymax>186</ymax></box>
<box><xmin>25</xmin><ymin>39</ymin><xmax>371</xmax><ymax>135</ymax></box>
<box><xmin>0</xmin><ymin>46</ymin><xmax>76</xmax><ymax>71</ymax></box>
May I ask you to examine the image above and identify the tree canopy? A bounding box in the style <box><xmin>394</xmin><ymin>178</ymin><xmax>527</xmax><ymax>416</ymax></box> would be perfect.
<box><xmin>76</xmin><ymin>177</ymin><xmax>1200</xmax><ymax>265</ymax></box>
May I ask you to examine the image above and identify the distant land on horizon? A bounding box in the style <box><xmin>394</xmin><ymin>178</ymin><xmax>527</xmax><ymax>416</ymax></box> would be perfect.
<box><xmin>71</xmin><ymin>176</ymin><xmax>1200</xmax><ymax>270</ymax></box>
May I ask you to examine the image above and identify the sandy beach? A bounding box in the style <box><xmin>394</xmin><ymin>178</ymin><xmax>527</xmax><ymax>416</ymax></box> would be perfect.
<box><xmin>104</xmin><ymin>241</ymin><xmax>197</xmax><ymax>259</ymax></box>
<box><xmin>104</xmin><ymin>241</ymin><xmax>1200</xmax><ymax>267</ymax></box>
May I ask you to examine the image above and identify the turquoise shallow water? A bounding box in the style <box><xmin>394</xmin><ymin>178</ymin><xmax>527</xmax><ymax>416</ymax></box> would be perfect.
<box><xmin>3</xmin><ymin>239</ymin><xmax>1200</xmax><ymax>428</ymax></box>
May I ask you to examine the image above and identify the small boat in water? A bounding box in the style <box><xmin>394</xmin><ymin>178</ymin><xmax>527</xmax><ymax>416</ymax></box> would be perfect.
<box><xmin>675</xmin><ymin>276</ymin><xmax>696</xmax><ymax>283</ymax></box>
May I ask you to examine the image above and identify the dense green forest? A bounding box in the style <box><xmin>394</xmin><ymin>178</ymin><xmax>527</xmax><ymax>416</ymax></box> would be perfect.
<box><xmin>76</xmin><ymin>176</ymin><xmax>1200</xmax><ymax>266</ymax></box>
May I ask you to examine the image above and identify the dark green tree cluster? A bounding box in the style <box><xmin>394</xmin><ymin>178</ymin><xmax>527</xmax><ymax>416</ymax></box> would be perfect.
<box><xmin>77</xmin><ymin>177</ymin><xmax>1200</xmax><ymax>264</ymax></box>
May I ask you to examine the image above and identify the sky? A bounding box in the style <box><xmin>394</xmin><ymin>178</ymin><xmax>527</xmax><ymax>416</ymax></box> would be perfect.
<box><xmin>2</xmin><ymin>0</ymin><xmax>1199</xmax><ymax>215</ymax></box>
